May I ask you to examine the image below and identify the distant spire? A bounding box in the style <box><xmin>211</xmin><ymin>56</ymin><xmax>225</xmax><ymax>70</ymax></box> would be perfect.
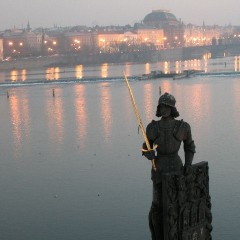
<box><xmin>27</xmin><ymin>20</ymin><xmax>31</xmax><ymax>32</ymax></box>
<box><xmin>203</xmin><ymin>20</ymin><xmax>205</xmax><ymax>28</ymax></box>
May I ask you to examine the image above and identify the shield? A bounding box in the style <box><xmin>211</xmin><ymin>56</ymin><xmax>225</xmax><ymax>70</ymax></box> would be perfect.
<box><xmin>162</xmin><ymin>161</ymin><xmax>212</xmax><ymax>240</ymax></box>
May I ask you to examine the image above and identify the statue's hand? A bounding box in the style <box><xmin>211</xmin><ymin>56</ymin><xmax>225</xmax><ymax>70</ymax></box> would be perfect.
<box><xmin>142</xmin><ymin>149</ymin><xmax>156</xmax><ymax>161</ymax></box>
<box><xmin>142</xmin><ymin>142</ymin><xmax>157</xmax><ymax>160</ymax></box>
<box><xmin>184</xmin><ymin>164</ymin><xmax>193</xmax><ymax>175</ymax></box>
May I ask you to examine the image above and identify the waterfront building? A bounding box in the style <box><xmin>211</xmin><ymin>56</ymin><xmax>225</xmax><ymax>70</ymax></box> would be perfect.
<box><xmin>143</xmin><ymin>10</ymin><xmax>184</xmax><ymax>48</ymax></box>
<box><xmin>136</xmin><ymin>27</ymin><xmax>164</xmax><ymax>49</ymax></box>
<box><xmin>97</xmin><ymin>28</ymin><xmax>164</xmax><ymax>53</ymax></box>
<box><xmin>221</xmin><ymin>26</ymin><xmax>240</xmax><ymax>45</ymax></box>
<box><xmin>184</xmin><ymin>24</ymin><xmax>219</xmax><ymax>46</ymax></box>
<box><xmin>63</xmin><ymin>31</ymin><xmax>97</xmax><ymax>54</ymax></box>
<box><xmin>44</xmin><ymin>28</ymin><xmax>98</xmax><ymax>55</ymax></box>
<box><xmin>2</xmin><ymin>24</ymin><xmax>43</xmax><ymax>57</ymax></box>
<box><xmin>184</xmin><ymin>24</ymin><xmax>225</xmax><ymax>46</ymax></box>
<box><xmin>97</xmin><ymin>31</ymin><xmax>131</xmax><ymax>53</ymax></box>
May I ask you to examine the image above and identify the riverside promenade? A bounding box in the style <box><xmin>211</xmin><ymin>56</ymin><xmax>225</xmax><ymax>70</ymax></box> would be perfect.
<box><xmin>2</xmin><ymin>43</ymin><xmax>240</xmax><ymax>71</ymax></box>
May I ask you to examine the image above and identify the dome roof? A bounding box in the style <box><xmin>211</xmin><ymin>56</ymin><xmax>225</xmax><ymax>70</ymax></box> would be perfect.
<box><xmin>143</xmin><ymin>10</ymin><xmax>179</xmax><ymax>26</ymax></box>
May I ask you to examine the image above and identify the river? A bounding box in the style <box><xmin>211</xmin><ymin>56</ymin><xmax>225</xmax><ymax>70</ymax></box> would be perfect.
<box><xmin>0</xmin><ymin>57</ymin><xmax>239</xmax><ymax>240</ymax></box>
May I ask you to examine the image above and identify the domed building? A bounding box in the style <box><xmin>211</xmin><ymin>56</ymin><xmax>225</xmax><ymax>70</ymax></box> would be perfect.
<box><xmin>143</xmin><ymin>10</ymin><xmax>184</xmax><ymax>48</ymax></box>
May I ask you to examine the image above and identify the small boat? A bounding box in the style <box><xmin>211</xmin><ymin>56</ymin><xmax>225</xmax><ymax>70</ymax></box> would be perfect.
<box><xmin>138</xmin><ymin>70</ymin><xmax>178</xmax><ymax>80</ymax></box>
<box><xmin>173</xmin><ymin>71</ymin><xmax>188</xmax><ymax>80</ymax></box>
<box><xmin>173</xmin><ymin>70</ymin><xmax>203</xmax><ymax>80</ymax></box>
<box><xmin>138</xmin><ymin>69</ymin><xmax>203</xmax><ymax>80</ymax></box>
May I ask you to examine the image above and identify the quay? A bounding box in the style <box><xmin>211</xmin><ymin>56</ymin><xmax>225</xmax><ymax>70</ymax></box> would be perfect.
<box><xmin>0</xmin><ymin>75</ymin><xmax>139</xmax><ymax>87</ymax></box>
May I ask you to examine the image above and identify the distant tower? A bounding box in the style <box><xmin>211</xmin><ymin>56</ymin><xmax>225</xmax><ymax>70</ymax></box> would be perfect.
<box><xmin>27</xmin><ymin>20</ymin><xmax>31</xmax><ymax>32</ymax></box>
<box><xmin>202</xmin><ymin>21</ymin><xmax>206</xmax><ymax>28</ymax></box>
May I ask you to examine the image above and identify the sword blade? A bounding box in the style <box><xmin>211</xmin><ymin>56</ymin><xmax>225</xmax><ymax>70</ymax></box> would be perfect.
<box><xmin>124</xmin><ymin>72</ymin><xmax>156</xmax><ymax>170</ymax></box>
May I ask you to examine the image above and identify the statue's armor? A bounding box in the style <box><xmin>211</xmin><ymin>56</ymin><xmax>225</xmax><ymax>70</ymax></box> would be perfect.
<box><xmin>143</xmin><ymin>93</ymin><xmax>196</xmax><ymax>240</ymax></box>
<box><xmin>146</xmin><ymin>118</ymin><xmax>195</xmax><ymax>184</ymax></box>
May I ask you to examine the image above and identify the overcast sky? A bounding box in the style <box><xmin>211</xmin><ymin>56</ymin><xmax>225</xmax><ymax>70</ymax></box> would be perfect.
<box><xmin>1</xmin><ymin>0</ymin><xmax>239</xmax><ymax>30</ymax></box>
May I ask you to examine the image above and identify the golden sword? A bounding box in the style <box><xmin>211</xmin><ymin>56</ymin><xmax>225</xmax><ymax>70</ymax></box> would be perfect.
<box><xmin>124</xmin><ymin>72</ymin><xmax>156</xmax><ymax>171</ymax></box>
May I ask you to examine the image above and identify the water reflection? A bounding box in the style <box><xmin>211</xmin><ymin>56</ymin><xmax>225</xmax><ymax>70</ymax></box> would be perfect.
<box><xmin>191</xmin><ymin>84</ymin><xmax>205</xmax><ymax>121</ymax></box>
<box><xmin>204</xmin><ymin>58</ymin><xmax>208</xmax><ymax>72</ymax></box>
<box><xmin>10</xmin><ymin>70</ymin><xmax>18</xmax><ymax>81</ymax></box>
<box><xmin>234</xmin><ymin>56</ymin><xmax>240</xmax><ymax>71</ymax></box>
<box><xmin>10</xmin><ymin>69</ymin><xmax>28</xmax><ymax>81</ymax></box>
<box><xmin>9</xmin><ymin>95</ymin><xmax>22</xmax><ymax>147</ymax></box>
<box><xmin>99</xmin><ymin>82</ymin><xmax>112</xmax><ymax>142</ymax></box>
<box><xmin>75</xmin><ymin>65</ymin><xmax>83</xmax><ymax>79</ymax></box>
<box><xmin>145</xmin><ymin>63</ymin><xmax>150</xmax><ymax>74</ymax></box>
<box><xmin>21</xmin><ymin>69</ymin><xmax>27</xmax><ymax>81</ymax></box>
<box><xmin>46</xmin><ymin>67</ymin><xmax>60</xmax><ymax>80</ymax></box>
<box><xmin>143</xmin><ymin>83</ymin><xmax>154</xmax><ymax>122</ymax></box>
<box><xmin>101</xmin><ymin>63</ymin><xmax>108</xmax><ymax>78</ymax></box>
<box><xmin>0</xmin><ymin>72</ymin><xmax>6</xmax><ymax>83</ymax></box>
<box><xmin>3</xmin><ymin>56</ymin><xmax>240</xmax><ymax>84</ymax></box>
<box><xmin>124</xmin><ymin>63</ymin><xmax>131</xmax><ymax>76</ymax></box>
<box><xmin>164</xmin><ymin>61</ymin><xmax>170</xmax><ymax>73</ymax></box>
<box><xmin>21</xmin><ymin>97</ymin><xmax>30</xmax><ymax>138</ymax></box>
<box><xmin>74</xmin><ymin>85</ymin><xmax>87</xmax><ymax>150</ymax></box>
<box><xmin>160</xmin><ymin>80</ymin><xmax>172</xmax><ymax>93</ymax></box>
<box><xmin>189</xmin><ymin>84</ymin><xmax>211</xmax><ymax>142</ymax></box>
<box><xmin>46</xmin><ymin>90</ymin><xmax>64</xmax><ymax>147</ymax></box>
<box><xmin>8</xmin><ymin>94</ymin><xmax>31</xmax><ymax>158</ymax></box>
<box><xmin>175</xmin><ymin>61</ymin><xmax>181</xmax><ymax>74</ymax></box>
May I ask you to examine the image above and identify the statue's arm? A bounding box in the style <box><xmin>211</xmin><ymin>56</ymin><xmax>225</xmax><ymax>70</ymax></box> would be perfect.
<box><xmin>142</xmin><ymin>121</ymin><xmax>157</xmax><ymax>160</ymax></box>
<box><xmin>183</xmin><ymin>122</ymin><xmax>196</xmax><ymax>166</ymax></box>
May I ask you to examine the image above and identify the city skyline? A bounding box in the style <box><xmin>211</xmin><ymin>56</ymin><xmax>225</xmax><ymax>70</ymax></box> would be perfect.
<box><xmin>1</xmin><ymin>0</ymin><xmax>240</xmax><ymax>31</ymax></box>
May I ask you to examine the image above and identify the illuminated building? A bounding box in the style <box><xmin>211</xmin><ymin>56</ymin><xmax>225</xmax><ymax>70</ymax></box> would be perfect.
<box><xmin>184</xmin><ymin>24</ymin><xmax>222</xmax><ymax>46</ymax></box>
<box><xmin>97</xmin><ymin>31</ymin><xmax>126</xmax><ymax>53</ymax></box>
<box><xmin>143</xmin><ymin>10</ymin><xmax>184</xmax><ymax>48</ymax></box>
<box><xmin>2</xmin><ymin>23</ymin><xmax>43</xmax><ymax>57</ymax></box>
<box><xmin>136</xmin><ymin>27</ymin><xmax>164</xmax><ymax>49</ymax></box>
<box><xmin>62</xmin><ymin>31</ymin><xmax>97</xmax><ymax>53</ymax></box>
<box><xmin>97</xmin><ymin>28</ymin><xmax>164</xmax><ymax>52</ymax></box>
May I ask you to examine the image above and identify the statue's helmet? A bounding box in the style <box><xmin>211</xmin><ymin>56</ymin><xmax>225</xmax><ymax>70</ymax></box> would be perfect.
<box><xmin>156</xmin><ymin>92</ymin><xmax>179</xmax><ymax>117</ymax></box>
<box><xmin>158</xmin><ymin>92</ymin><xmax>176</xmax><ymax>108</ymax></box>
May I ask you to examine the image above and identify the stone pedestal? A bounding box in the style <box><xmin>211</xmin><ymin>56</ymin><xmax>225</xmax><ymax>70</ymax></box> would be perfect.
<box><xmin>162</xmin><ymin>161</ymin><xmax>212</xmax><ymax>240</ymax></box>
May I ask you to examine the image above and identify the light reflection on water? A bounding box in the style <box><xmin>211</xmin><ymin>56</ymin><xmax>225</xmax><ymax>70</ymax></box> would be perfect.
<box><xmin>101</xmin><ymin>63</ymin><xmax>108</xmax><ymax>78</ymax></box>
<box><xmin>99</xmin><ymin>82</ymin><xmax>112</xmax><ymax>143</ymax></box>
<box><xmin>75</xmin><ymin>65</ymin><xmax>83</xmax><ymax>79</ymax></box>
<box><xmin>143</xmin><ymin>83</ymin><xmax>154</xmax><ymax>122</ymax></box>
<box><xmin>74</xmin><ymin>84</ymin><xmax>87</xmax><ymax>150</ymax></box>
<box><xmin>46</xmin><ymin>67</ymin><xmax>60</xmax><ymax>80</ymax></box>
<box><xmin>2</xmin><ymin>55</ymin><xmax>240</xmax><ymax>83</ymax></box>
<box><xmin>10</xmin><ymin>69</ymin><xmax>18</xmax><ymax>81</ymax></box>
<box><xmin>9</xmin><ymin>94</ymin><xmax>22</xmax><ymax>150</ymax></box>
<box><xmin>46</xmin><ymin>88</ymin><xmax>64</xmax><ymax>148</ymax></box>
<box><xmin>0</xmin><ymin>63</ymin><xmax>240</xmax><ymax>240</ymax></box>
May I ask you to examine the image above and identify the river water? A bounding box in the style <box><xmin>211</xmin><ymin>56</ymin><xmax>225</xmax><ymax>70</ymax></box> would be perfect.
<box><xmin>0</xmin><ymin>57</ymin><xmax>240</xmax><ymax>240</ymax></box>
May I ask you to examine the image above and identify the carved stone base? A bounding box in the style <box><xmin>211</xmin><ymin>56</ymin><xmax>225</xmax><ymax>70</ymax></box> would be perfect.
<box><xmin>162</xmin><ymin>161</ymin><xmax>212</xmax><ymax>240</ymax></box>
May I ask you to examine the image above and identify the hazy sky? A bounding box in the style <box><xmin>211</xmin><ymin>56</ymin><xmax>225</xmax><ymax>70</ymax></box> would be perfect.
<box><xmin>1</xmin><ymin>0</ymin><xmax>240</xmax><ymax>30</ymax></box>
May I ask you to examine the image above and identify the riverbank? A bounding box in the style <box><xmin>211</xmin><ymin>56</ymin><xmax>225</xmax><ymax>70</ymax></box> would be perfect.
<box><xmin>0</xmin><ymin>48</ymin><xmax>189</xmax><ymax>71</ymax></box>
<box><xmin>1</xmin><ymin>43</ymin><xmax>240</xmax><ymax>72</ymax></box>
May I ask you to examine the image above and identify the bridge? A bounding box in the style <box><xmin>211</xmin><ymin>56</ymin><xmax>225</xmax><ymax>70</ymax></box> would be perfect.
<box><xmin>182</xmin><ymin>43</ymin><xmax>240</xmax><ymax>59</ymax></box>
<box><xmin>155</xmin><ymin>43</ymin><xmax>240</xmax><ymax>61</ymax></box>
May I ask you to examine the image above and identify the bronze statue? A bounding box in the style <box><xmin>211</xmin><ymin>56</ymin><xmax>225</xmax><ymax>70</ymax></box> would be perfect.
<box><xmin>142</xmin><ymin>92</ymin><xmax>196</xmax><ymax>240</ymax></box>
<box><xmin>124</xmin><ymin>76</ymin><xmax>211</xmax><ymax>239</ymax></box>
